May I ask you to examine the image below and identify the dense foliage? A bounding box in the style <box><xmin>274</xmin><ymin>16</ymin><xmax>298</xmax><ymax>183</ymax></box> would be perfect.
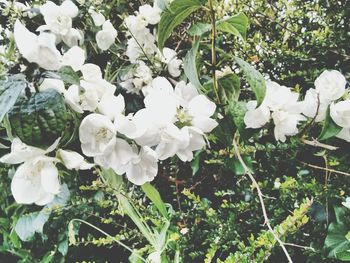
<box><xmin>0</xmin><ymin>0</ymin><xmax>350</xmax><ymax>262</ymax></box>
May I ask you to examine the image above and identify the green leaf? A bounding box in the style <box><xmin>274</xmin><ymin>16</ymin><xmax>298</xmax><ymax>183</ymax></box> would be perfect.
<box><xmin>188</xmin><ymin>23</ymin><xmax>212</xmax><ymax>36</ymax></box>
<box><xmin>217</xmin><ymin>13</ymin><xmax>249</xmax><ymax>40</ymax></box>
<box><xmin>158</xmin><ymin>0</ymin><xmax>202</xmax><ymax>51</ymax></box>
<box><xmin>15</xmin><ymin>211</ymin><xmax>50</xmax><ymax>241</ymax></box>
<box><xmin>184</xmin><ymin>38</ymin><xmax>202</xmax><ymax>89</ymax></box>
<box><xmin>0</xmin><ymin>74</ymin><xmax>26</xmax><ymax>123</ymax></box>
<box><xmin>191</xmin><ymin>150</ymin><xmax>202</xmax><ymax>175</ymax></box>
<box><xmin>117</xmin><ymin>194</ymin><xmax>155</xmax><ymax>246</ymax></box>
<box><xmin>234</xmin><ymin>57</ymin><xmax>266</xmax><ymax>106</ymax></box>
<box><xmin>141</xmin><ymin>183</ymin><xmax>169</xmax><ymax>220</ymax></box>
<box><xmin>58</xmin><ymin>238</ymin><xmax>68</xmax><ymax>256</ymax></box>
<box><xmin>58</xmin><ymin>66</ymin><xmax>80</xmax><ymax>85</ymax></box>
<box><xmin>204</xmin><ymin>73</ymin><xmax>241</xmax><ymax>105</ymax></box>
<box><xmin>319</xmin><ymin>106</ymin><xmax>342</xmax><ymax>141</ymax></box>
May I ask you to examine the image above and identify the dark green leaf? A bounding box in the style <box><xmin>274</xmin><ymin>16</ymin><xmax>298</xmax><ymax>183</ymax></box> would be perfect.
<box><xmin>0</xmin><ymin>74</ymin><xmax>26</xmax><ymax>123</ymax></box>
<box><xmin>8</xmin><ymin>89</ymin><xmax>75</xmax><ymax>148</ymax></box>
<box><xmin>234</xmin><ymin>57</ymin><xmax>266</xmax><ymax>106</ymax></box>
<box><xmin>58</xmin><ymin>66</ymin><xmax>80</xmax><ymax>85</ymax></box>
<box><xmin>158</xmin><ymin>0</ymin><xmax>202</xmax><ymax>51</ymax></box>
<box><xmin>319</xmin><ymin>106</ymin><xmax>342</xmax><ymax>141</ymax></box>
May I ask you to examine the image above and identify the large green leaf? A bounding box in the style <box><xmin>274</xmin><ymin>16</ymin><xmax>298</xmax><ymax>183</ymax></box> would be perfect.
<box><xmin>58</xmin><ymin>66</ymin><xmax>80</xmax><ymax>85</ymax></box>
<box><xmin>158</xmin><ymin>0</ymin><xmax>203</xmax><ymax>51</ymax></box>
<box><xmin>8</xmin><ymin>89</ymin><xmax>75</xmax><ymax>148</ymax></box>
<box><xmin>141</xmin><ymin>183</ymin><xmax>169</xmax><ymax>220</ymax></box>
<box><xmin>234</xmin><ymin>57</ymin><xmax>266</xmax><ymax>106</ymax></box>
<box><xmin>184</xmin><ymin>38</ymin><xmax>202</xmax><ymax>89</ymax></box>
<box><xmin>0</xmin><ymin>74</ymin><xmax>26</xmax><ymax>123</ymax></box>
<box><xmin>188</xmin><ymin>23</ymin><xmax>212</xmax><ymax>36</ymax></box>
<box><xmin>325</xmin><ymin>207</ymin><xmax>350</xmax><ymax>261</ymax></box>
<box><xmin>15</xmin><ymin>211</ymin><xmax>50</xmax><ymax>242</ymax></box>
<box><xmin>318</xmin><ymin>106</ymin><xmax>342</xmax><ymax>141</ymax></box>
<box><xmin>217</xmin><ymin>13</ymin><xmax>249</xmax><ymax>40</ymax></box>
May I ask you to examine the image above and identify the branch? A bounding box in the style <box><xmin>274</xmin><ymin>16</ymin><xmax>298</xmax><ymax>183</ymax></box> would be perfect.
<box><xmin>301</xmin><ymin>138</ymin><xmax>339</xmax><ymax>151</ymax></box>
<box><xmin>232</xmin><ymin>136</ymin><xmax>293</xmax><ymax>263</ymax></box>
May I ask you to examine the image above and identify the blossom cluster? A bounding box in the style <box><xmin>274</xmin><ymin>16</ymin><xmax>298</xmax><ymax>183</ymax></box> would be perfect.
<box><xmin>244</xmin><ymin>70</ymin><xmax>349</xmax><ymax>142</ymax></box>
<box><xmin>0</xmin><ymin>0</ymin><xmax>217</xmax><ymax>206</ymax></box>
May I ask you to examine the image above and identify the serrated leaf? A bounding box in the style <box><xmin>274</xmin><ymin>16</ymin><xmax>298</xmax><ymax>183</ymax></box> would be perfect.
<box><xmin>217</xmin><ymin>13</ymin><xmax>249</xmax><ymax>40</ymax></box>
<box><xmin>184</xmin><ymin>38</ymin><xmax>202</xmax><ymax>89</ymax></box>
<box><xmin>319</xmin><ymin>106</ymin><xmax>342</xmax><ymax>141</ymax></box>
<box><xmin>15</xmin><ymin>211</ymin><xmax>50</xmax><ymax>241</ymax></box>
<box><xmin>234</xmin><ymin>57</ymin><xmax>266</xmax><ymax>106</ymax></box>
<box><xmin>0</xmin><ymin>74</ymin><xmax>26</xmax><ymax>123</ymax></box>
<box><xmin>8</xmin><ymin>89</ymin><xmax>75</xmax><ymax>148</ymax></box>
<box><xmin>158</xmin><ymin>0</ymin><xmax>202</xmax><ymax>51</ymax></box>
<box><xmin>58</xmin><ymin>66</ymin><xmax>80</xmax><ymax>85</ymax></box>
<box><xmin>141</xmin><ymin>183</ymin><xmax>169</xmax><ymax>220</ymax></box>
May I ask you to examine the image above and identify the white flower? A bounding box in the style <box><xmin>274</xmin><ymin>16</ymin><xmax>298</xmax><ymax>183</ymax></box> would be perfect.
<box><xmin>94</xmin><ymin>138</ymin><xmax>135</xmax><ymax>175</ymax></box>
<box><xmin>147</xmin><ymin>251</ymin><xmax>162</xmax><ymax>263</ymax></box>
<box><xmin>336</xmin><ymin>128</ymin><xmax>350</xmax><ymax>142</ymax></box>
<box><xmin>302</xmin><ymin>88</ymin><xmax>329</xmax><ymax>122</ymax></box>
<box><xmin>58</xmin><ymin>149</ymin><xmax>94</xmax><ymax>170</ymax></box>
<box><xmin>40</xmin><ymin>78</ymin><xmax>65</xmax><ymax>94</ymax></box>
<box><xmin>315</xmin><ymin>70</ymin><xmax>347</xmax><ymax>102</ymax></box>
<box><xmin>11</xmin><ymin>156</ymin><xmax>60</xmax><ymax>205</ymax></box>
<box><xmin>89</xmin><ymin>8</ymin><xmax>105</xmax><ymax>26</ymax></box>
<box><xmin>81</xmin><ymin>63</ymin><xmax>103</xmax><ymax>81</ymax></box>
<box><xmin>125</xmin><ymin>146</ymin><xmax>158</xmax><ymax>185</ymax></box>
<box><xmin>0</xmin><ymin>138</ymin><xmax>59</xmax><ymax>164</ymax></box>
<box><xmin>272</xmin><ymin>111</ymin><xmax>306</xmax><ymax>142</ymax></box>
<box><xmin>64</xmin><ymin>84</ymin><xmax>84</xmax><ymax>113</ymax></box>
<box><xmin>264</xmin><ymin>81</ymin><xmax>301</xmax><ymax>112</ymax></box>
<box><xmin>139</xmin><ymin>4</ymin><xmax>162</xmax><ymax>25</ymax></box>
<box><xmin>96</xmin><ymin>20</ymin><xmax>118</xmax><ymax>51</ymax></box>
<box><xmin>40</xmin><ymin>0</ymin><xmax>78</xmax><ymax>36</ymax></box>
<box><xmin>160</xmin><ymin>48</ymin><xmax>182</xmax><ymax>77</ymax></box>
<box><xmin>330</xmin><ymin>101</ymin><xmax>350</xmax><ymax>128</ymax></box>
<box><xmin>124</xmin><ymin>15</ymin><xmax>148</xmax><ymax>38</ymax></box>
<box><xmin>0</xmin><ymin>138</ymin><xmax>61</xmax><ymax>206</ymax></box>
<box><xmin>79</xmin><ymin>114</ymin><xmax>117</xmax><ymax>157</ymax></box>
<box><xmin>342</xmin><ymin>197</ymin><xmax>350</xmax><ymax>209</ymax></box>
<box><xmin>62</xmin><ymin>46</ymin><xmax>85</xmax><ymax>71</ymax></box>
<box><xmin>244</xmin><ymin>100</ymin><xmax>270</xmax><ymax>129</ymax></box>
<box><xmin>176</xmin><ymin>127</ymin><xmax>206</xmax><ymax>162</ymax></box>
<box><xmin>61</xmin><ymin>28</ymin><xmax>84</xmax><ymax>47</ymax></box>
<box><xmin>14</xmin><ymin>20</ymin><xmax>62</xmax><ymax>70</ymax></box>
<box><xmin>120</xmin><ymin>61</ymin><xmax>153</xmax><ymax>94</ymax></box>
<box><xmin>98</xmin><ymin>94</ymin><xmax>125</xmax><ymax>121</ymax></box>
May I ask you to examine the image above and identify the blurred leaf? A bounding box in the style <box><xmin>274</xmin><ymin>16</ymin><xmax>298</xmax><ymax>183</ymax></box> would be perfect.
<box><xmin>0</xmin><ymin>74</ymin><xmax>26</xmax><ymax>123</ymax></box>
<box><xmin>188</xmin><ymin>23</ymin><xmax>212</xmax><ymax>36</ymax></box>
<box><xmin>141</xmin><ymin>183</ymin><xmax>169</xmax><ymax>220</ymax></box>
<box><xmin>234</xmin><ymin>57</ymin><xmax>266</xmax><ymax>106</ymax></box>
<box><xmin>58</xmin><ymin>66</ymin><xmax>80</xmax><ymax>85</ymax></box>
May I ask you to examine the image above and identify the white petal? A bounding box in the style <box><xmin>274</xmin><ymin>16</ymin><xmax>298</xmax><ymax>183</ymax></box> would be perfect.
<box><xmin>40</xmin><ymin>78</ymin><xmax>65</xmax><ymax>93</ymax></box>
<box><xmin>62</xmin><ymin>46</ymin><xmax>85</xmax><ymax>71</ymax></box>
<box><xmin>188</xmin><ymin>95</ymin><xmax>216</xmax><ymax>118</ymax></box>
<box><xmin>192</xmin><ymin>116</ymin><xmax>218</xmax><ymax>133</ymax></box>
<box><xmin>40</xmin><ymin>161</ymin><xmax>60</xmax><ymax>194</ymax></box>
<box><xmin>11</xmin><ymin>162</ymin><xmax>41</xmax><ymax>204</ymax></box>
<box><xmin>14</xmin><ymin>20</ymin><xmax>39</xmax><ymax>63</ymax></box>
<box><xmin>60</xmin><ymin>0</ymin><xmax>78</xmax><ymax>18</ymax></box>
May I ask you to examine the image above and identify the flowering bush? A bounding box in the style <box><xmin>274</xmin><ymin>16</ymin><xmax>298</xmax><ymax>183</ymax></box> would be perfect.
<box><xmin>0</xmin><ymin>0</ymin><xmax>350</xmax><ymax>262</ymax></box>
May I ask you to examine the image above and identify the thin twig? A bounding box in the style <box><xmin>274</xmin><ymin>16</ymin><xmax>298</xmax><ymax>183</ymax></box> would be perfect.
<box><xmin>232</xmin><ymin>136</ymin><xmax>293</xmax><ymax>263</ymax></box>
<box><xmin>299</xmin><ymin>161</ymin><xmax>350</xmax><ymax>177</ymax></box>
<box><xmin>301</xmin><ymin>139</ymin><xmax>338</xmax><ymax>151</ymax></box>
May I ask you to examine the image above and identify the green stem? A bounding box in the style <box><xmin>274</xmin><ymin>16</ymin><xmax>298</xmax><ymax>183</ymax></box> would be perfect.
<box><xmin>70</xmin><ymin>219</ymin><xmax>147</xmax><ymax>262</ymax></box>
<box><xmin>209</xmin><ymin>0</ymin><xmax>220</xmax><ymax>104</ymax></box>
